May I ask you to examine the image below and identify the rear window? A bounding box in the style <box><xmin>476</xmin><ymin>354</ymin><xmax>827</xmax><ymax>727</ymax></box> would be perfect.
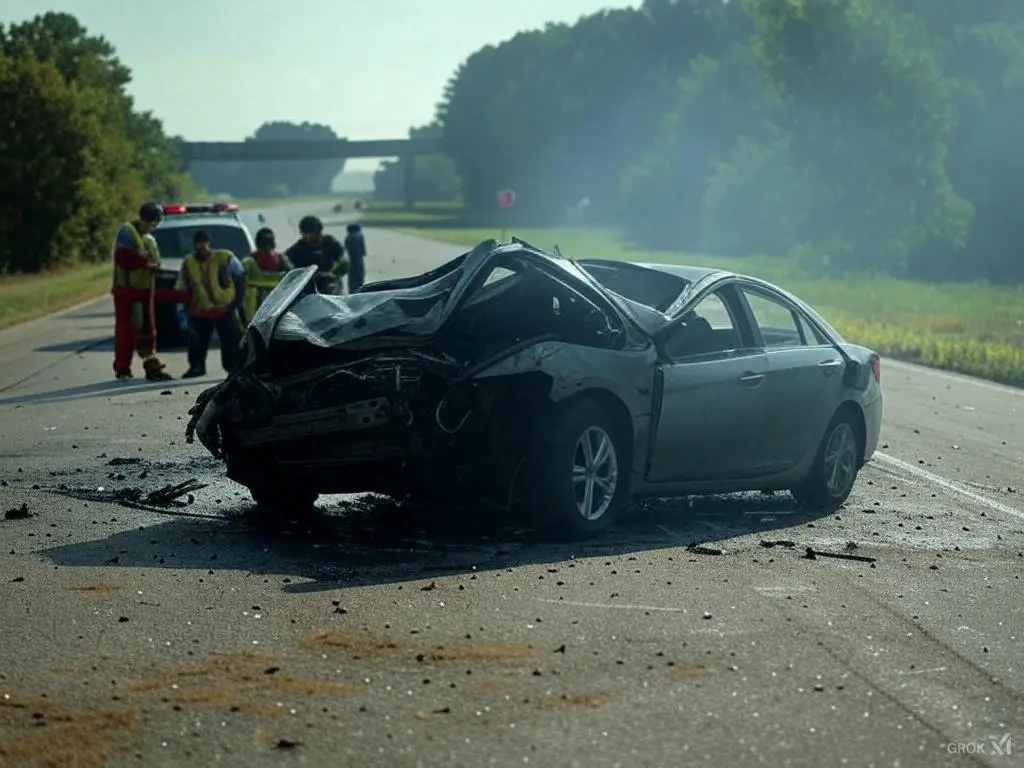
<box><xmin>581</xmin><ymin>262</ymin><xmax>688</xmax><ymax>312</ymax></box>
<box><xmin>153</xmin><ymin>223</ymin><xmax>251</xmax><ymax>260</ymax></box>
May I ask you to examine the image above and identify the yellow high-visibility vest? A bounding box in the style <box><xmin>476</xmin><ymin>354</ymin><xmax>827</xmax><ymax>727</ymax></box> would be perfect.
<box><xmin>111</xmin><ymin>222</ymin><xmax>157</xmax><ymax>293</ymax></box>
<box><xmin>241</xmin><ymin>254</ymin><xmax>288</xmax><ymax>322</ymax></box>
<box><xmin>179</xmin><ymin>250</ymin><xmax>236</xmax><ymax>318</ymax></box>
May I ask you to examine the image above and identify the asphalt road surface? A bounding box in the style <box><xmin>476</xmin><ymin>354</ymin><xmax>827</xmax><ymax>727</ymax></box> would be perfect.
<box><xmin>1</xmin><ymin>201</ymin><xmax>1022</xmax><ymax>768</ymax></box>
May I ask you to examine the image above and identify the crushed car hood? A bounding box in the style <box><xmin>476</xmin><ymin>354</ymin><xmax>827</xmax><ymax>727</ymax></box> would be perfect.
<box><xmin>248</xmin><ymin>239</ymin><xmax>673</xmax><ymax>352</ymax></box>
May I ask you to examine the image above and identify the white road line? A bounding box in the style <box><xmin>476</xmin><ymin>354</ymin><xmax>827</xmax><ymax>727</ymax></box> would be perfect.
<box><xmin>883</xmin><ymin>359</ymin><xmax>1022</xmax><ymax>397</ymax></box>
<box><xmin>536</xmin><ymin>598</ymin><xmax>686</xmax><ymax>613</ymax></box>
<box><xmin>872</xmin><ymin>452</ymin><xmax>1024</xmax><ymax>520</ymax></box>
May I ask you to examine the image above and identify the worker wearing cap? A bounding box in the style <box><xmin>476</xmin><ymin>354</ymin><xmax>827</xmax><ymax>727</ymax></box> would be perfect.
<box><xmin>241</xmin><ymin>227</ymin><xmax>293</xmax><ymax>324</ymax></box>
<box><xmin>285</xmin><ymin>215</ymin><xmax>348</xmax><ymax>294</ymax></box>
<box><xmin>110</xmin><ymin>202</ymin><xmax>176</xmax><ymax>381</ymax></box>
<box><xmin>175</xmin><ymin>230</ymin><xmax>242</xmax><ymax>379</ymax></box>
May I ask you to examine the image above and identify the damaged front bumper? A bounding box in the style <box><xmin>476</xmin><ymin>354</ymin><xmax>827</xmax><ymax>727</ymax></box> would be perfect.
<box><xmin>186</xmin><ymin>347</ymin><xmax>548</xmax><ymax>506</ymax></box>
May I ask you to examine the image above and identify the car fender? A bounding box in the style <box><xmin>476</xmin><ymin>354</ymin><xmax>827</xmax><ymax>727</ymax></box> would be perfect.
<box><xmin>470</xmin><ymin>339</ymin><xmax>657</xmax><ymax>479</ymax></box>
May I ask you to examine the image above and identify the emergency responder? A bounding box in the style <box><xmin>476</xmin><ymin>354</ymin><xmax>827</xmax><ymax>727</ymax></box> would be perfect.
<box><xmin>175</xmin><ymin>230</ymin><xmax>242</xmax><ymax>379</ymax></box>
<box><xmin>241</xmin><ymin>227</ymin><xmax>293</xmax><ymax>324</ymax></box>
<box><xmin>110</xmin><ymin>201</ymin><xmax>175</xmax><ymax>381</ymax></box>
<box><xmin>285</xmin><ymin>215</ymin><xmax>348</xmax><ymax>294</ymax></box>
<box><xmin>343</xmin><ymin>223</ymin><xmax>367</xmax><ymax>292</ymax></box>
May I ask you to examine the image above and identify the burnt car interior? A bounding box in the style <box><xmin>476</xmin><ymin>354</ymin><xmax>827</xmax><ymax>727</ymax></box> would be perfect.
<box><xmin>445</xmin><ymin>256</ymin><xmax>625</xmax><ymax>361</ymax></box>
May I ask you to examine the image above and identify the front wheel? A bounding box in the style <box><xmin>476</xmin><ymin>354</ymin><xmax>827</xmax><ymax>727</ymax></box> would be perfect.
<box><xmin>791</xmin><ymin>411</ymin><xmax>862</xmax><ymax>512</ymax></box>
<box><xmin>522</xmin><ymin>397</ymin><xmax>630</xmax><ymax>540</ymax></box>
<box><xmin>249</xmin><ymin>484</ymin><xmax>319</xmax><ymax>521</ymax></box>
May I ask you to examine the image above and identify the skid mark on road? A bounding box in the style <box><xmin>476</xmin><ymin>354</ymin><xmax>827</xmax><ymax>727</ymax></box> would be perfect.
<box><xmin>873</xmin><ymin>452</ymin><xmax>1024</xmax><ymax>520</ymax></box>
<box><xmin>761</xmin><ymin>568</ymin><xmax>1024</xmax><ymax>768</ymax></box>
<box><xmin>536</xmin><ymin>597</ymin><xmax>687</xmax><ymax>613</ymax></box>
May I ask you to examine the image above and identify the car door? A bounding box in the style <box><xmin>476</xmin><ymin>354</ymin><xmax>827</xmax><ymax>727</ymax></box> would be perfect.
<box><xmin>646</xmin><ymin>285</ymin><xmax>770</xmax><ymax>483</ymax></box>
<box><xmin>736</xmin><ymin>284</ymin><xmax>846</xmax><ymax>472</ymax></box>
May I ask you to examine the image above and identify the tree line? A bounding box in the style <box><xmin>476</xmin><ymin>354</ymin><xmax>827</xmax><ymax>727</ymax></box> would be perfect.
<box><xmin>0</xmin><ymin>12</ymin><xmax>352</xmax><ymax>276</ymax></box>
<box><xmin>415</xmin><ymin>0</ymin><xmax>1024</xmax><ymax>284</ymax></box>
<box><xmin>0</xmin><ymin>12</ymin><xmax>197</xmax><ymax>274</ymax></box>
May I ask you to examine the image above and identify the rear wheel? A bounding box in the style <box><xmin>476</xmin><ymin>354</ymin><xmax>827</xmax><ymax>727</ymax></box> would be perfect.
<box><xmin>249</xmin><ymin>484</ymin><xmax>319</xmax><ymax>521</ymax></box>
<box><xmin>791</xmin><ymin>410</ymin><xmax>862</xmax><ymax>512</ymax></box>
<box><xmin>522</xmin><ymin>397</ymin><xmax>630</xmax><ymax>540</ymax></box>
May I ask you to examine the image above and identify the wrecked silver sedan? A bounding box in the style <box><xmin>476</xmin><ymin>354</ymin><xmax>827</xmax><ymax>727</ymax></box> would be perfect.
<box><xmin>186</xmin><ymin>238</ymin><xmax>883</xmax><ymax>539</ymax></box>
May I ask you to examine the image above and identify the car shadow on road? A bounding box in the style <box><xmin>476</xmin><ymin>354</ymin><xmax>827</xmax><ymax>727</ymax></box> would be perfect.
<box><xmin>34</xmin><ymin>335</ymin><xmax>204</xmax><ymax>354</ymax></box>
<box><xmin>41</xmin><ymin>478</ymin><xmax>838</xmax><ymax>594</ymax></box>
<box><xmin>0</xmin><ymin>378</ymin><xmax>205</xmax><ymax>407</ymax></box>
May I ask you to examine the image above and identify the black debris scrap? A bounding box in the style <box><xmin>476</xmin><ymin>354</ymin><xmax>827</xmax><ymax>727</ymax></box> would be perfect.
<box><xmin>4</xmin><ymin>503</ymin><xmax>31</xmax><ymax>520</ymax></box>
<box><xmin>143</xmin><ymin>479</ymin><xmax>207</xmax><ymax>506</ymax></box>
<box><xmin>803</xmin><ymin>546</ymin><xmax>877</xmax><ymax>564</ymax></box>
<box><xmin>107</xmin><ymin>457</ymin><xmax>142</xmax><ymax>466</ymax></box>
<box><xmin>760</xmin><ymin>539</ymin><xmax>796</xmax><ymax>549</ymax></box>
<box><xmin>274</xmin><ymin>739</ymin><xmax>300</xmax><ymax>749</ymax></box>
<box><xmin>686</xmin><ymin>543</ymin><xmax>723</xmax><ymax>556</ymax></box>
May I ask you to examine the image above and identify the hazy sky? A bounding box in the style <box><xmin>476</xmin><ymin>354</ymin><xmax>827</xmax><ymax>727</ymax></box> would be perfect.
<box><xmin>3</xmin><ymin>0</ymin><xmax>639</xmax><ymax>170</ymax></box>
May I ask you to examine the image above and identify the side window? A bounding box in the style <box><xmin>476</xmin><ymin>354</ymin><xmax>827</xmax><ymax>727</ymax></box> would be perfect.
<box><xmin>663</xmin><ymin>290</ymin><xmax>742</xmax><ymax>360</ymax></box>
<box><xmin>742</xmin><ymin>290</ymin><xmax>805</xmax><ymax>348</ymax></box>
<box><xmin>795</xmin><ymin>313</ymin><xmax>830</xmax><ymax>346</ymax></box>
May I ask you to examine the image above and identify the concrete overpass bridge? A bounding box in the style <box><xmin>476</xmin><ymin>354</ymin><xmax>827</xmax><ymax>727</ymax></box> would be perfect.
<box><xmin>174</xmin><ymin>137</ymin><xmax>445</xmax><ymax>207</ymax></box>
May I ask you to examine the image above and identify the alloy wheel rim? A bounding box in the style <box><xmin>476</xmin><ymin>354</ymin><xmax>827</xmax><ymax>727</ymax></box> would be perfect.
<box><xmin>823</xmin><ymin>422</ymin><xmax>858</xmax><ymax>498</ymax></box>
<box><xmin>572</xmin><ymin>426</ymin><xmax>618</xmax><ymax>521</ymax></box>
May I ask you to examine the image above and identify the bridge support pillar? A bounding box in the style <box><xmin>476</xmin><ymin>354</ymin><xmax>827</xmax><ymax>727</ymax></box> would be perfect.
<box><xmin>403</xmin><ymin>154</ymin><xmax>416</xmax><ymax>209</ymax></box>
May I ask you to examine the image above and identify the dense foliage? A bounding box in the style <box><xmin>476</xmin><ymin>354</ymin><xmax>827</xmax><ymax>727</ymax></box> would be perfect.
<box><xmin>0</xmin><ymin>12</ymin><xmax>197</xmax><ymax>274</ymax></box>
<box><xmin>188</xmin><ymin>120</ymin><xmax>348</xmax><ymax>199</ymax></box>
<box><xmin>423</xmin><ymin>0</ymin><xmax>1024</xmax><ymax>283</ymax></box>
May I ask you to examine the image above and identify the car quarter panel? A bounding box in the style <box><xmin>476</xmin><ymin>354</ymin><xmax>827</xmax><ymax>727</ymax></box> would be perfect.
<box><xmin>471</xmin><ymin>340</ymin><xmax>658</xmax><ymax>483</ymax></box>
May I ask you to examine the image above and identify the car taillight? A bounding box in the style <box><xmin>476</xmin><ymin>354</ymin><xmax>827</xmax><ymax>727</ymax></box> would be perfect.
<box><xmin>870</xmin><ymin>355</ymin><xmax>880</xmax><ymax>383</ymax></box>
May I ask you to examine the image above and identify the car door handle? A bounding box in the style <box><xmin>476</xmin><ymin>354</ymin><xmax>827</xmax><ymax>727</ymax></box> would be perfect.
<box><xmin>739</xmin><ymin>372</ymin><xmax>765</xmax><ymax>386</ymax></box>
<box><xmin>818</xmin><ymin>358</ymin><xmax>844</xmax><ymax>375</ymax></box>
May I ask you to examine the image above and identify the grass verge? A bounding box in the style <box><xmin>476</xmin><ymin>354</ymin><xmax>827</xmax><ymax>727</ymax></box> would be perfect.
<box><xmin>0</xmin><ymin>263</ymin><xmax>111</xmax><ymax>331</ymax></box>
<box><xmin>371</xmin><ymin>214</ymin><xmax>1023</xmax><ymax>388</ymax></box>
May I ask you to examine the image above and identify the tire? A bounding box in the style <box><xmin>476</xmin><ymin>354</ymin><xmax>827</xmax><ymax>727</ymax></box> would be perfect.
<box><xmin>155</xmin><ymin>304</ymin><xmax>187</xmax><ymax>349</ymax></box>
<box><xmin>522</xmin><ymin>397</ymin><xmax>630</xmax><ymax>540</ymax></box>
<box><xmin>249</xmin><ymin>485</ymin><xmax>319</xmax><ymax>521</ymax></box>
<box><xmin>791</xmin><ymin>410</ymin><xmax>862</xmax><ymax>513</ymax></box>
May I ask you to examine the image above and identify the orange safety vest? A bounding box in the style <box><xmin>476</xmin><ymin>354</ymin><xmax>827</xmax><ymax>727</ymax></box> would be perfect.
<box><xmin>111</xmin><ymin>222</ymin><xmax>157</xmax><ymax>295</ymax></box>
<box><xmin>180</xmin><ymin>250</ymin><xmax>236</xmax><ymax>318</ymax></box>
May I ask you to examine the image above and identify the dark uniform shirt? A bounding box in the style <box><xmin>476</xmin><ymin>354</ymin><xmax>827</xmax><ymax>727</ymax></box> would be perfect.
<box><xmin>285</xmin><ymin>234</ymin><xmax>347</xmax><ymax>294</ymax></box>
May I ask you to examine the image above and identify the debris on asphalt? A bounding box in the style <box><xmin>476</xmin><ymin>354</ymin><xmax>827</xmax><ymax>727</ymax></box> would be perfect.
<box><xmin>759</xmin><ymin>539</ymin><xmax>795</xmax><ymax>549</ymax></box>
<box><xmin>3</xmin><ymin>503</ymin><xmax>31</xmax><ymax>520</ymax></box>
<box><xmin>686</xmin><ymin>543</ymin><xmax>723</xmax><ymax>556</ymax></box>
<box><xmin>274</xmin><ymin>739</ymin><xmax>300</xmax><ymax>749</ymax></box>
<box><xmin>107</xmin><ymin>457</ymin><xmax>142</xmax><ymax>466</ymax></box>
<box><xmin>803</xmin><ymin>547</ymin><xmax>877</xmax><ymax>564</ymax></box>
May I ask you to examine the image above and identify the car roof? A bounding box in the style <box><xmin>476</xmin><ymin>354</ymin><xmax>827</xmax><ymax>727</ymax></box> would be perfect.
<box><xmin>627</xmin><ymin>261</ymin><xmax>730</xmax><ymax>283</ymax></box>
<box><xmin>157</xmin><ymin>213</ymin><xmax>247</xmax><ymax>230</ymax></box>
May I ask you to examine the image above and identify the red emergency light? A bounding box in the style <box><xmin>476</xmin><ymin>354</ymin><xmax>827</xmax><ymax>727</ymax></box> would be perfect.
<box><xmin>161</xmin><ymin>202</ymin><xmax>239</xmax><ymax>215</ymax></box>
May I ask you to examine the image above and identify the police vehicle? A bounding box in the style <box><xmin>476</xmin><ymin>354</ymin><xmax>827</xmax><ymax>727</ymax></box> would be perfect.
<box><xmin>152</xmin><ymin>202</ymin><xmax>263</xmax><ymax>346</ymax></box>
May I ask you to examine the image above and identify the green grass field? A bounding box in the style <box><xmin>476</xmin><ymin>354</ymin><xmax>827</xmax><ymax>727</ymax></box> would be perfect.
<box><xmin>360</xmin><ymin>205</ymin><xmax>1024</xmax><ymax>387</ymax></box>
<box><xmin>0</xmin><ymin>263</ymin><xmax>111</xmax><ymax>331</ymax></box>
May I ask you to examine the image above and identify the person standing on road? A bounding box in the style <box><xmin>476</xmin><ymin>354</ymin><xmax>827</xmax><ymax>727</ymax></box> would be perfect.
<box><xmin>285</xmin><ymin>215</ymin><xmax>348</xmax><ymax>294</ymax></box>
<box><xmin>175</xmin><ymin>230</ymin><xmax>242</xmax><ymax>379</ymax></box>
<box><xmin>110</xmin><ymin>201</ymin><xmax>174</xmax><ymax>381</ymax></box>
<box><xmin>241</xmin><ymin>227</ymin><xmax>293</xmax><ymax>324</ymax></box>
<box><xmin>343</xmin><ymin>223</ymin><xmax>368</xmax><ymax>292</ymax></box>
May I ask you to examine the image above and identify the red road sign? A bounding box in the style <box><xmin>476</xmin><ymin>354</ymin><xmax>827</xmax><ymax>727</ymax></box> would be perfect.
<box><xmin>496</xmin><ymin>189</ymin><xmax>516</xmax><ymax>209</ymax></box>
